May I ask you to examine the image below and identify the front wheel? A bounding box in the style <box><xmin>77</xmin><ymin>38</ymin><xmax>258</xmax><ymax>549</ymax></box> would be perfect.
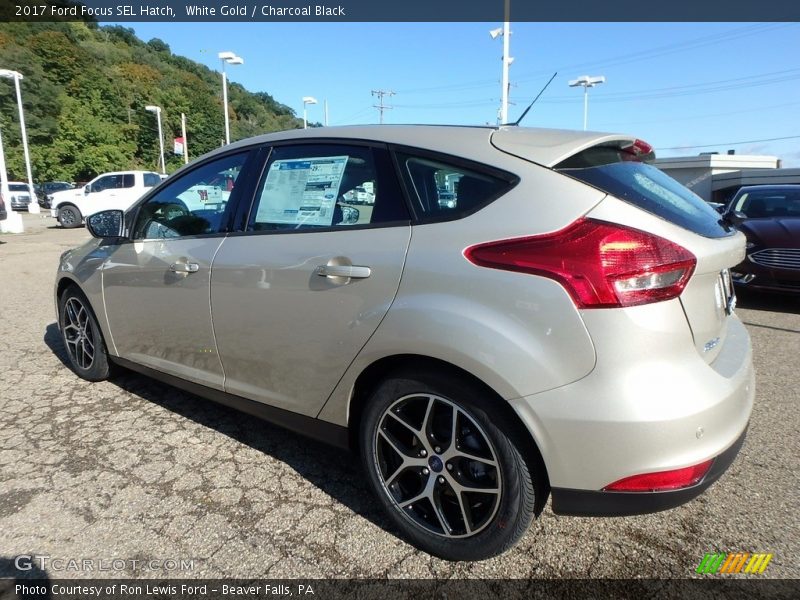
<box><xmin>58</xmin><ymin>205</ymin><xmax>82</xmax><ymax>228</ymax></box>
<box><xmin>59</xmin><ymin>286</ymin><xmax>112</xmax><ymax>381</ymax></box>
<box><xmin>360</xmin><ymin>370</ymin><xmax>538</xmax><ymax>560</ymax></box>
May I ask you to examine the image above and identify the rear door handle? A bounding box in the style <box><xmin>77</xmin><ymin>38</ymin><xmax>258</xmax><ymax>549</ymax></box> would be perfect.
<box><xmin>170</xmin><ymin>262</ymin><xmax>200</xmax><ymax>273</ymax></box>
<box><xmin>315</xmin><ymin>265</ymin><xmax>371</xmax><ymax>279</ymax></box>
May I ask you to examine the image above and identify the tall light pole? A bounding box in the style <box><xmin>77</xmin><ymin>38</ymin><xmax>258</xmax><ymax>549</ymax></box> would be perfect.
<box><xmin>568</xmin><ymin>75</ymin><xmax>606</xmax><ymax>131</ymax></box>
<box><xmin>218</xmin><ymin>51</ymin><xmax>243</xmax><ymax>145</ymax></box>
<box><xmin>0</xmin><ymin>69</ymin><xmax>38</xmax><ymax>213</ymax></box>
<box><xmin>145</xmin><ymin>105</ymin><xmax>165</xmax><ymax>174</ymax></box>
<box><xmin>0</xmin><ymin>121</ymin><xmax>24</xmax><ymax>233</ymax></box>
<box><xmin>489</xmin><ymin>0</ymin><xmax>512</xmax><ymax>125</ymax></box>
<box><xmin>302</xmin><ymin>96</ymin><xmax>317</xmax><ymax>129</ymax></box>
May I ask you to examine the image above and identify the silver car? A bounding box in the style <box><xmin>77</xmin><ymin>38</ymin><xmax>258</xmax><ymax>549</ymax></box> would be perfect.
<box><xmin>55</xmin><ymin>126</ymin><xmax>754</xmax><ymax>561</ymax></box>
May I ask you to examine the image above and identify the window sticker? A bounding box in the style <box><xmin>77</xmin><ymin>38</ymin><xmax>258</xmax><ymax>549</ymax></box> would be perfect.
<box><xmin>255</xmin><ymin>155</ymin><xmax>348</xmax><ymax>227</ymax></box>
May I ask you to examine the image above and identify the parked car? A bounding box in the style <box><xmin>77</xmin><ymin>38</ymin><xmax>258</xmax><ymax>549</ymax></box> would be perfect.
<box><xmin>724</xmin><ymin>184</ymin><xmax>800</xmax><ymax>293</ymax></box>
<box><xmin>8</xmin><ymin>182</ymin><xmax>35</xmax><ymax>211</ymax></box>
<box><xmin>50</xmin><ymin>170</ymin><xmax>162</xmax><ymax>228</ymax></box>
<box><xmin>55</xmin><ymin>125</ymin><xmax>754</xmax><ymax>561</ymax></box>
<box><xmin>36</xmin><ymin>181</ymin><xmax>75</xmax><ymax>209</ymax></box>
<box><xmin>438</xmin><ymin>191</ymin><xmax>456</xmax><ymax>209</ymax></box>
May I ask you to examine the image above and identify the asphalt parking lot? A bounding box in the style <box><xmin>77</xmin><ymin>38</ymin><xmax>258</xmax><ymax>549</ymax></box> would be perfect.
<box><xmin>0</xmin><ymin>213</ymin><xmax>798</xmax><ymax>579</ymax></box>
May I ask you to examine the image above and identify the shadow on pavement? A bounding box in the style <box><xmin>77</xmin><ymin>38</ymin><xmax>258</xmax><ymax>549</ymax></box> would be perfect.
<box><xmin>0</xmin><ymin>557</ymin><xmax>51</xmax><ymax>596</ymax></box>
<box><xmin>736</xmin><ymin>288</ymin><xmax>799</xmax><ymax>315</ymax></box>
<box><xmin>42</xmin><ymin>323</ymin><xmax>396</xmax><ymax>539</ymax></box>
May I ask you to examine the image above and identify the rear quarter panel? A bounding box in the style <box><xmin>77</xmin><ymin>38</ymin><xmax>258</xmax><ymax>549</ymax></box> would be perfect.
<box><xmin>318</xmin><ymin>160</ymin><xmax>606</xmax><ymax>425</ymax></box>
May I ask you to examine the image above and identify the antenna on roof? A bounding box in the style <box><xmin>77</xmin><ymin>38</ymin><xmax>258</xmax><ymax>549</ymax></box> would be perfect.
<box><xmin>506</xmin><ymin>72</ymin><xmax>557</xmax><ymax>127</ymax></box>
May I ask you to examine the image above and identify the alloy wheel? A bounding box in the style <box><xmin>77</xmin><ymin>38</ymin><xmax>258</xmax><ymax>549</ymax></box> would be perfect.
<box><xmin>373</xmin><ymin>393</ymin><xmax>502</xmax><ymax>538</ymax></box>
<box><xmin>62</xmin><ymin>297</ymin><xmax>95</xmax><ymax>370</ymax></box>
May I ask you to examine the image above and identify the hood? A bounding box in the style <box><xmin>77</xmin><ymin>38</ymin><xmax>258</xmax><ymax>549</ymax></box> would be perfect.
<box><xmin>50</xmin><ymin>187</ymin><xmax>84</xmax><ymax>203</ymax></box>
<box><xmin>739</xmin><ymin>217</ymin><xmax>800</xmax><ymax>248</ymax></box>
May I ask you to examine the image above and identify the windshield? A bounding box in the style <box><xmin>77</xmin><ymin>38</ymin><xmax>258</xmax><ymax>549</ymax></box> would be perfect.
<box><xmin>733</xmin><ymin>189</ymin><xmax>800</xmax><ymax>218</ymax></box>
<box><xmin>558</xmin><ymin>162</ymin><xmax>731</xmax><ymax>239</ymax></box>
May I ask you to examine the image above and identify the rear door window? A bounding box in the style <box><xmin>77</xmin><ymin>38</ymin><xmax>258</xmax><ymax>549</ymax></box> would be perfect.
<box><xmin>558</xmin><ymin>152</ymin><xmax>730</xmax><ymax>239</ymax></box>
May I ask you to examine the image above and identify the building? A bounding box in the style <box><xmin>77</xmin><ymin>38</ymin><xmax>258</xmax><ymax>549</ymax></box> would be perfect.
<box><xmin>650</xmin><ymin>153</ymin><xmax>800</xmax><ymax>204</ymax></box>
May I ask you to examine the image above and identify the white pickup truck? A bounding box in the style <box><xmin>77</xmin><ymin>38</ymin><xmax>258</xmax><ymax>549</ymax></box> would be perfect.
<box><xmin>50</xmin><ymin>170</ymin><xmax>162</xmax><ymax>228</ymax></box>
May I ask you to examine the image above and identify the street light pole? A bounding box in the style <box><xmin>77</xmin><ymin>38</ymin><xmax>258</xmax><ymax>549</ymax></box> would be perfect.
<box><xmin>0</xmin><ymin>69</ymin><xmax>38</xmax><ymax>213</ymax></box>
<box><xmin>568</xmin><ymin>75</ymin><xmax>606</xmax><ymax>131</ymax></box>
<box><xmin>218</xmin><ymin>51</ymin><xmax>244</xmax><ymax>145</ymax></box>
<box><xmin>0</xmin><ymin>123</ymin><xmax>23</xmax><ymax>233</ymax></box>
<box><xmin>302</xmin><ymin>96</ymin><xmax>318</xmax><ymax>129</ymax></box>
<box><xmin>145</xmin><ymin>105</ymin><xmax>165</xmax><ymax>174</ymax></box>
<box><xmin>489</xmin><ymin>0</ymin><xmax>513</xmax><ymax>125</ymax></box>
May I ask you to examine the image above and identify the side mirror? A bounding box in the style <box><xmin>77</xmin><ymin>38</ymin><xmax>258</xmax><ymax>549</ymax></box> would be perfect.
<box><xmin>86</xmin><ymin>210</ymin><xmax>124</xmax><ymax>239</ymax></box>
<box><xmin>84</xmin><ymin>184</ymin><xmax>91</xmax><ymax>194</ymax></box>
<box><xmin>726</xmin><ymin>210</ymin><xmax>747</xmax><ymax>225</ymax></box>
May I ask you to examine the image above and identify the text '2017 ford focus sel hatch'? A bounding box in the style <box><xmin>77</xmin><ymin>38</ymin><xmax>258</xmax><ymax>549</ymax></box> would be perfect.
<box><xmin>56</xmin><ymin>126</ymin><xmax>754</xmax><ymax>561</ymax></box>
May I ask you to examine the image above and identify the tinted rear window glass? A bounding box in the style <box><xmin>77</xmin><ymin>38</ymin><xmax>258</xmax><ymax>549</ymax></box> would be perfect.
<box><xmin>559</xmin><ymin>162</ymin><xmax>731</xmax><ymax>239</ymax></box>
<box><xmin>9</xmin><ymin>184</ymin><xmax>29</xmax><ymax>192</ymax></box>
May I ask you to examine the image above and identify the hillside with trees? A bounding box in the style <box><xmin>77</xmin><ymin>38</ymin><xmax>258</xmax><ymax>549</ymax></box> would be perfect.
<box><xmin>0</xmin><ymin>22</ymin><xmax>302</xmax><ymax>182</ymax></box>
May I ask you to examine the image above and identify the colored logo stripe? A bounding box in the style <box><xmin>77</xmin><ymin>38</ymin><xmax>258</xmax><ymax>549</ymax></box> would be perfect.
<box><xmin>697</xmin><ymin>552</ymin><xmax>773</xmax><ymax>574</ymax></box>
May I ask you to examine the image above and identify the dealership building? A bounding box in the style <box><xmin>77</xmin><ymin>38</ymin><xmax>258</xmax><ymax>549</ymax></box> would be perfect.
<box><xmin>651</xmin><ymin>153</ymin><xmax>800</xmax><ymax>204</ymax></box>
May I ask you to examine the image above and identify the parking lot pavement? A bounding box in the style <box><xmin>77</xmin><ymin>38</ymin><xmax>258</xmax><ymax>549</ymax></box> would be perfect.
<box><xmin>0</xmin><ymin>212</ymin><xmax>798</xmax><ymax>579</ymax></box>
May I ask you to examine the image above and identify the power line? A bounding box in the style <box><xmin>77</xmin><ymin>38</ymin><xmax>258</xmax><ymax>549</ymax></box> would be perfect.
<box><xmin>371</xmin><ymin>90</ymin><xmax>395</xmax><ymax>124</ymax></box>
<box><xmin>658</xmin><ymin>135</ymin><xmax>800</xmax><ymax>150</ymax></box>
<box><xmin>394</xmin><ymin>23</ymin><xmax>794</xmax><ymax>97</ymax></box>
<box><xmin>596</xmin><ymin>99</ymin><xmax>800</xmax><ymax>127</ymax></box>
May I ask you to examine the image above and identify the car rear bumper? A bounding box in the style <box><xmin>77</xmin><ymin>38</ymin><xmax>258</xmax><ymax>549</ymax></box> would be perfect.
<box><xmin>509</xmin><ymin>301</ymin><xmax>754</xmax><ymax>515</ymax></box>
<box><xmin>550</xmin><ymin>426</ymin><xmax>747</xmax><ymax>516</ymax></box>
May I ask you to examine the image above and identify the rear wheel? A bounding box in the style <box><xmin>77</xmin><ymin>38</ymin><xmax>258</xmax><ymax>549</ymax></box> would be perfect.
<box><xmin>360</xmin><ymin>370</ymin><xmax>538</xmax><ymax>560</ymax></box>
<box><xmin>58</xmin><ymin>205</ymin><xmax>82</xmax><ymax>228</ymax></box>
<box><xmin>59</xmin><ymin>286</ymin><xmax>112</xmax><ymax>381</ymax></box>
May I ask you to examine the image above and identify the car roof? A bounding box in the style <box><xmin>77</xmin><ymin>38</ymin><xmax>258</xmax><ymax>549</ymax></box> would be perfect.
<box><xmin>207</xmin><ymin>125</ymin><xmax>638</xmax><ymax>169</ymax></box>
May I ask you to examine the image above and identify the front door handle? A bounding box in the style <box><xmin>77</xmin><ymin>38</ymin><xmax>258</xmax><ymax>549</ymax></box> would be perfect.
<box><xmin>170</xmin><ymin>262</ymin><xmax>200</xmax><ymax>273</ymax></box>
<box><xmin>315</xmin><ymin>265</ymin><xmax>371</xmax><ymax>279</ymax></box>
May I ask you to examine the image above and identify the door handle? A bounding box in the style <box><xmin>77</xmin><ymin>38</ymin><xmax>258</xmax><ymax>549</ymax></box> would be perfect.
<box><xmin>315</xmin><ymin>265</ymin><xmax>371</xmax><ymax>279</ymax></box>
<box><xmin>170</xmin><ymin>262</ymin><xmax>200</xmax><ymax>273</ymax></box>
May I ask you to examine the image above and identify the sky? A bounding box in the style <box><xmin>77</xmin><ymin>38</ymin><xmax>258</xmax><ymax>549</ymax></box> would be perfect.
<box><xmin>121</xmin><ymin>22</ymin><xmax>800</xmax><ymax>166</ymax></box>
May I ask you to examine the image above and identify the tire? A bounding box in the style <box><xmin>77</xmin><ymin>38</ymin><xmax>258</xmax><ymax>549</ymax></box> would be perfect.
<box><xmin>58</xmin><ymin>285</ymin><xmax>112</xmax><ymax>381</ymax></box>
<box><xmin>58</xmin><ymin>205</ymin><xmax>82</xmax><ymax>228</ymax></box>
<box><xmin>360</xmin><ymin>369</ymin><xmax>538</xmax><ymax>561</ymax></box>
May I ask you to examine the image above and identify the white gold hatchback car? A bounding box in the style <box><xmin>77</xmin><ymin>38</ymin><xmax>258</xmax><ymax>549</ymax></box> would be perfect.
<box><xmin>56</xmin><ymin>126</ymin><xmax>754</xmax><ymax>560</ymax></box>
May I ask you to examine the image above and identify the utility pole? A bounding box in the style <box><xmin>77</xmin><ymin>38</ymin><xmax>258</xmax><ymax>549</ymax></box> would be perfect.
<box><xmin>371</xmin><ymin>89</ymin><xmax>395</xmax><ymax>124</ymax></box>
<box><xmin>181</xmin><ymin>113</ymin><xmax>188</xmax><ymax>164</ymax></box>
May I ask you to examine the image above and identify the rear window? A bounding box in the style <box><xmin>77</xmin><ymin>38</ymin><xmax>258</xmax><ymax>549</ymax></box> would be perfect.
<box><xmin>143</xmin><ymin>173</ymin><xmax>161</xmax><ymax>188</ymax></box>
<box><xmin>558</xmin><ymin>160</ymin><xmax>731</xmax><ymax>239</ymax></box>
<box><xmin>9</xmin><ymin>184</ymin><xmax>29</xmax><ymax>192</ymax></box>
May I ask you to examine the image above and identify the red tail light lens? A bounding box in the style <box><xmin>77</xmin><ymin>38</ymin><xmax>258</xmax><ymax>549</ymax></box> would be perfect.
<box><xmin>603</xmin><ymin>460</ymin><xmax>713</xmax><ymax>492</ymax></box>
<box><xmin>464</xmin><ymin>218</ymin><xmax>696</xmax><ymax>309</ymax></box>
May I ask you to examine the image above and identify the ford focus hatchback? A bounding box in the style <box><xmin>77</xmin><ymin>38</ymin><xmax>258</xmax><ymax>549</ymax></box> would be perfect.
<box><xmin>55</xmin><ymin>126</ymin><xmax>754</xmax><ymax>561</ymax></box>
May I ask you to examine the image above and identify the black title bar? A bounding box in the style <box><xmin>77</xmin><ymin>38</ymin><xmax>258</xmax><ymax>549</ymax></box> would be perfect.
<box><xmin>3</xmin><ymin>0</ymin><xmax>800</xmax><ymax>22</ymax></box>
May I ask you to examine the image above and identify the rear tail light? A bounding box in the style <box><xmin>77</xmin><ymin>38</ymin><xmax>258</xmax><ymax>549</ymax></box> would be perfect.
<box><xmin>464</xmin><ymin>218</ymin><xmax>696</xmax><ymax>309</ymax></box>
<box><xmin>603</xmin><ymin>460</ymin><xmax>713</xmax><ymax>492</ymax></box>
